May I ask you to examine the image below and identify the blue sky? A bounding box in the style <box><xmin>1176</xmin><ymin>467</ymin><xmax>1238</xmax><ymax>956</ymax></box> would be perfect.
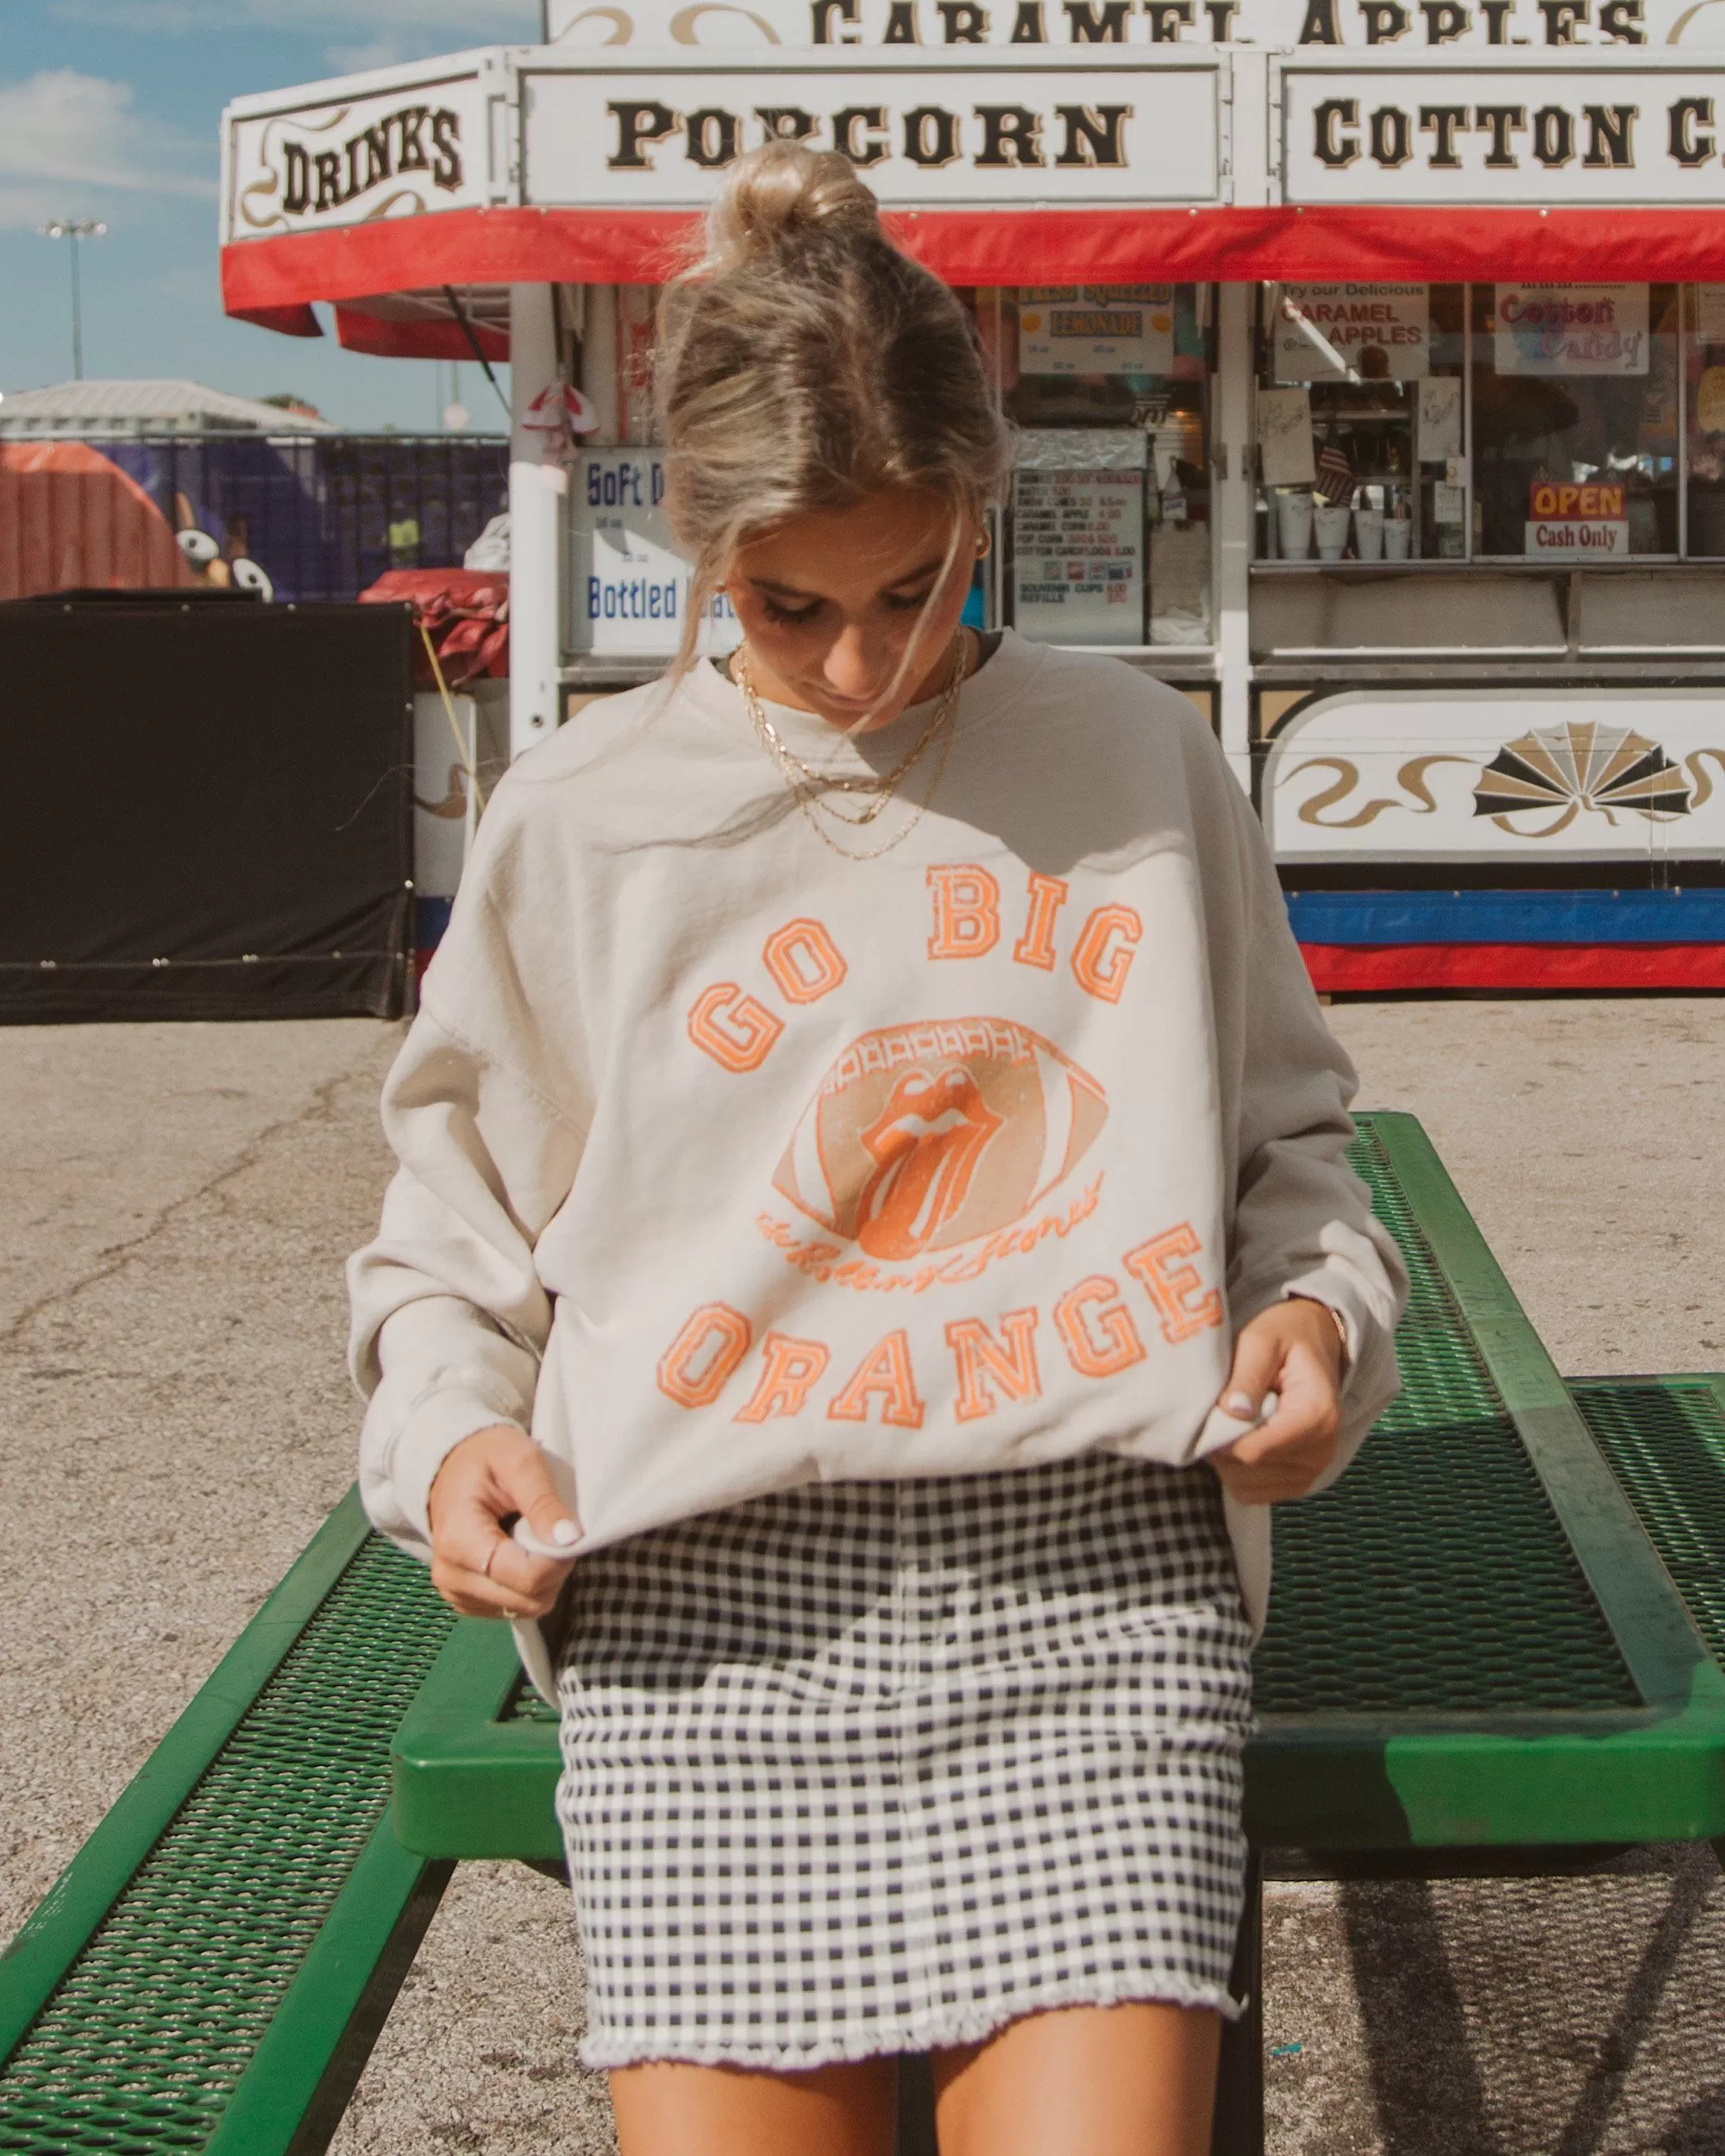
<box><xmin>0</xmin><ymin>0</ymin><xmax>539</xmax><ymax>429</ymax></box>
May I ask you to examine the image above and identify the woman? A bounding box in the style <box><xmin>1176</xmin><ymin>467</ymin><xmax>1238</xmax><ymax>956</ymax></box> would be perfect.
<box><xmin>350</xmin><ymin>143</ymin><xmax>1405</xmax><ymax>2156</ymax></box>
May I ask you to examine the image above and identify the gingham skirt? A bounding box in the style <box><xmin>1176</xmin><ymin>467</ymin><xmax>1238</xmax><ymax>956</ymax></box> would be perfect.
<box><xmin>554</xmin><ymin>1453</ymin><xmax>1253</xmax><ymax>2071</ymax></box>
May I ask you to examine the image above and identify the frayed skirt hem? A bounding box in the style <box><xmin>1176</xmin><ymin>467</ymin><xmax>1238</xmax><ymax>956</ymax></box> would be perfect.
<box><xmin>578</xmin><ymin>1975</ymin><xmax>1245</xmax><ymax>2074</ymax></box>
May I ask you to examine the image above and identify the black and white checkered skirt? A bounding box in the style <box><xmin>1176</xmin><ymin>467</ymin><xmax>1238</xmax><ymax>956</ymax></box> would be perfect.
<box><xmin>554</xmin><ymin>1453</ymin><xmax>1253</xmax><ymax>2071</ymax></box>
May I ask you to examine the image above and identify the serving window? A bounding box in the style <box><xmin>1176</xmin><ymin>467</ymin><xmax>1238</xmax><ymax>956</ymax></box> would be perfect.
<box><xmin>1253</xmin><ymin>282</ymin><xmax>1709</xmax><ymax>569</ymax></box>
<box><xmin>1254</xmin><ymin>284</ymin><xmax>1465</xmax><ymax>563</ymax></box>
<box><xmin>1470</xmin><ymin>283</ymin><xmax>1679</xmax><ymax>561</ymax></box>
<box><xmin>976</xmin><ymin>285</ymin><xmax>1212</xmax><ymax>649</ymax></box>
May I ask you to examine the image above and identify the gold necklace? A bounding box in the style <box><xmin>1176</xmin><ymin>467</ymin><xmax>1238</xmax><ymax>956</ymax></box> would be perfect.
<box><xmin>735</xmin><ymin>637</ymin><xmax>968</xmax><ymax>859</ymax></box>
<box><xmin>743</xmin><ymin>659</ymin><xmax>959</xmax><ymax>811</ymax></box>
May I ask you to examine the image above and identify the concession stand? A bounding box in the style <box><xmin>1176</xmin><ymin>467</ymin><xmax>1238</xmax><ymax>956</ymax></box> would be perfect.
<box><xmin>221</xmin><ymin>4</ymin><xmax>1725</xmax><ymax>987</ymax></box>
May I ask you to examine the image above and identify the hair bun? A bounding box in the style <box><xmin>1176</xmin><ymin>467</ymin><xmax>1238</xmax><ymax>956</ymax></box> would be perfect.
<box><xmin>705</xmin><ymin>143</ymin><xmax>882</xmax><ymax>273</ymax></box>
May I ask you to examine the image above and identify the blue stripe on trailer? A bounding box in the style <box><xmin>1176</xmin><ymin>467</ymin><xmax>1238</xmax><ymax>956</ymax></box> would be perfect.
<box><xmin>1285</xmin><ymin>887</ymin><xmax>1725</xmax><ymax>947</ymax></box>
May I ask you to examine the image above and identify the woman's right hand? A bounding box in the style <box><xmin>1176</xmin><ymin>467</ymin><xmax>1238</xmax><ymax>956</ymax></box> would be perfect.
<box><xmin>426</xmin><ymin>1425</ymin><xmax>580</xmax><ymax>1620</ymax></box>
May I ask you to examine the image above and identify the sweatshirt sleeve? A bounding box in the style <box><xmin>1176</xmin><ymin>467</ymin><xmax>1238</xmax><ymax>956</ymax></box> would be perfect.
<box><xmin>348</xmin><ymin>876</ymin><xmax>591</xmax><ymax>1558</ymax></box>
<box><xmin>1210</xmin><ymin>755</ymin><xmax>1408</xmax><ymax>1489</ymax></box>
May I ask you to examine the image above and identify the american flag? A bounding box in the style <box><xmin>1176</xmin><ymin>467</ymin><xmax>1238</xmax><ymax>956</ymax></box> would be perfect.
<box><xmin>1314</xmin><ymin>434</ymin><xmax>1355</xmax><ymax>506</ymax></box>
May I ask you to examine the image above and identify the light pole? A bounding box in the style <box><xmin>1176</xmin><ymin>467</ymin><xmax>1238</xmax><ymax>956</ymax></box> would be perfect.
<box><xmin>38</xmin><ymin>219</ymin><xmax>107</xmax><ymax>381</ymax></box>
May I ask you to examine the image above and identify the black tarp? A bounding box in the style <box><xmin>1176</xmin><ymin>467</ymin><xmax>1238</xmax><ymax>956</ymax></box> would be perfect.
<box><xmin>1</xmin><ymin>598</ymin><xmax>414</xmax><ymax>1022</ymax></box>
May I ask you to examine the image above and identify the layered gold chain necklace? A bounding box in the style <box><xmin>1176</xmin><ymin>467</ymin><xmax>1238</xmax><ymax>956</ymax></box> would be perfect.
<box><xmin>732</xmin><ymin>634</ymin><xmax>969</xmax><ymax>861</ymax></box>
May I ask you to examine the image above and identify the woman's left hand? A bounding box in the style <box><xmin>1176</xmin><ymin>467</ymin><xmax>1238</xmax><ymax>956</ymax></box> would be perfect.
<box><xmin>1210</xmin><ymin>1298</ymin><xmax>1346</xmax><ymax>1506</ymax></box>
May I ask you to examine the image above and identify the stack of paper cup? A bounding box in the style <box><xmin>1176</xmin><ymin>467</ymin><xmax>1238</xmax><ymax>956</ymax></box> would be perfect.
<box><xmin>1314</xmin><ymin>502</ymin><xmax>1352</xmax><ymax>561</ymax></box>
<box><xmin>1353</xmin><ymin>506</ymin><xmax>1385</xmax><ymax>561</ymax></box>
<box><xmin>1276</xmin><ymin>489</ymin><xmax>1315</xmax><ymax>560</ymax></box>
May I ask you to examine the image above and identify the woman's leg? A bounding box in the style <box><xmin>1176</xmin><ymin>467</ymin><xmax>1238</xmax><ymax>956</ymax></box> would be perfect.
<box><xmin>609</xmin><ymin>2057</ymin><xmax>900</xmax><ymax>2156</ymax></box>
<box><xmin>932</xmin><ymin>2002</ymin><xmax>1221</xmax><ymax>2156</ymax></box>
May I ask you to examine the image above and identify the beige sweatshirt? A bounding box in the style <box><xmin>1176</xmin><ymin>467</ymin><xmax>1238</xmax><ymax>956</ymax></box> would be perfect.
<box><xmin>349</xmin><ymin>631</ymin><xmax>1406</xmax><ymax>1683</ymax></box>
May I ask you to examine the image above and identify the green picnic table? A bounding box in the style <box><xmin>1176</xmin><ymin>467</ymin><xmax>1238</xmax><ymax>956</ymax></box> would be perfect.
<box><xmin>3</xmin><ymin>1112</ymin><xmax>1723</xmax><ymax>2155</ymax></box>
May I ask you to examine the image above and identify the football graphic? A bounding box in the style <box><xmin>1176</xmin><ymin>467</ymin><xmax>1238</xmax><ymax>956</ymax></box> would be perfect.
<box><xmin>772</xmin><ymin>1018</ymin><xmax>1108</xmax><ymax>1262</ymax></box>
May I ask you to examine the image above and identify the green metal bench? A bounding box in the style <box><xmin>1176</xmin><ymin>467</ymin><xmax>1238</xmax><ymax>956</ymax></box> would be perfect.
<box><xmin>5</xmin><ymin>1112</ymin><xmax>1725</xmax><ymax>2155</ymax></box>
<box><xmin>0</xmin><ymin>1501</ymin><xmax>455</xmax><ymax>2156</ymax></box>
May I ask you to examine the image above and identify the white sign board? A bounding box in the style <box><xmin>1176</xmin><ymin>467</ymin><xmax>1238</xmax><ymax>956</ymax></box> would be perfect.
<box><xmin>1524</xmin><ymin>517</ymin><xmax>1630</xmax><ymax>557</ymax></box>
<box><xmin>1263</xmin><ymin>688</ymin><xmax>1725</xmax><ymax>865</ymax></box>
<box><xmin>1019</xmin><ymin>285</ymin><xmax>1175</xmax><ymax>376</ymax></box>
<box><xmin>521</xmin><ymin>53</ymin><xmax>1222</xmax><ymax>206</ymax></box>
<box><xmin>548</xmin><ymin>0</ymin><xmax>1725</xmax><ymax>48</ymax></box>
<box><xmin>1698</xmin><ymin>286</ymin><xmax>1725</xmax><ymax>343</ymax></box>
<box><xmin>1276</xmin><ymin>284</ymin><xmax>1428</xmax><ymax>382</ymax></box>
<box><xmin>1280</xmin><ymin>61</ymin><xmax>1725</xmax><ymax>205</ymax></box>
<box><xmin>1495</xmin><ymin>284</ymin><xmax>1649</xmax><ymax>376</ymax></box>
<box><xmin>570</xmin><ymin>450</ymin><xmax>740</xmax><ymax>658</ymax></box>
<box><xmin>226</xmin><ymin>65</ymin><xmax>492</xmax><ymax>241</ymax></box>
<box><xmin>1012</xmin><ymin>432</ymin><xmax>1146</xmax><ymax>644</ymax></box>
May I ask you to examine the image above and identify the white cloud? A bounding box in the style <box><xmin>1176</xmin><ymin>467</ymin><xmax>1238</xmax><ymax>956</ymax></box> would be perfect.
<box><xmin>0</xmin><ymin>70</ymin><xmax>216</xmax><ymax>228</ymax></box>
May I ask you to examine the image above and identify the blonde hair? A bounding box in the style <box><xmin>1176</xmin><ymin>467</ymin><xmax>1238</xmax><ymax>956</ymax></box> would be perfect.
<box><xmin>655</xmin><ymin>142</ymin><xmax>1013</xmax><ymax>677</ymax></box>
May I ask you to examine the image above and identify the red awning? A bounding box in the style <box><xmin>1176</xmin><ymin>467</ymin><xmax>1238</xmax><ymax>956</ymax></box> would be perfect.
<box><xmin>223</xmin><ymin>202</ymin><xmax>1725</xmax><ymax>348</ymax></box>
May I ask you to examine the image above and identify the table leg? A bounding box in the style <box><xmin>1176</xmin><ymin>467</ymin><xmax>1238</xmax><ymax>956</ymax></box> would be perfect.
<box><xmin>896</xmin><ymin>2051</ymin><xmax>938</xmax><ymax>2155</ymax></box>
<box><xmin>1211</xmin><ymin>1849</ymin><xmax>1264</xmax><ymax>2156</ymax></box>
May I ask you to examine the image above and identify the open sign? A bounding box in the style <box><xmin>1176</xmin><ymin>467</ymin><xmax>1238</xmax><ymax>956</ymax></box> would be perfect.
<box><xmin>1529</xmin><ymin>482</ymin><xmax>1627</xmax><ymax>520</ymax></box>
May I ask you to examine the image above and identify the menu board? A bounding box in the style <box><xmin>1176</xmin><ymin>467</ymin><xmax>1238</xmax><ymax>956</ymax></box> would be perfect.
<box><xmin>1013</xmin><ymin>432</ymin><xmax>1146</xmax><ymax>645</ymax></box>
<box><xmin>1019</xmin><ymin>286</ymin><xmax>1175</xmax><ymax>379</ymax></box>
<box><xmin>1276</xmin><ymin>285</ymin><xmax>1429</xmax><ymax>383</ymax></box>
<box><xmin>1494</xmin><ymin>285</ymin><xmax>1649</xmax><ymax>378</ymax></box>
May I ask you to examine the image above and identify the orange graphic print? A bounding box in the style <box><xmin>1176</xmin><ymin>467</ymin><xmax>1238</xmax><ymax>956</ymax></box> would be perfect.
<box><xmin>1013</xmin><ymin>872</ymin><xmax>1069</xmax><ymax>971</ymax></box>
<box><xmin>1070</xmin><ymin>906</ymin><xmax>1142</xmax><ymax>1005</ymax></box>
<box><xmin>855</xmin><ymin>1063</ymin><xmax>1002</xmax><ymax>1261</ymax></box>
<box><xmin>1124</xmin><ymin>1225</ymin><xmax>1224</xmax><ymax>1344</ymax></box>
<box><xmin>762</xmin><ymin>918</ymin><xmax>848</xmax><ymax>1006</ymax></box>
<box><xmin>926</xmin><ymin>865</ymin><xmax>1001</xmax><ymax>958</ymax></box>
<box><xmin>827</xmin><ymin>1330</ymin><xmax>926</xmax><ymax>1428</ymax></box>
<box><xmin>687</xmin><ymin>983</ymin><xmax>784</xmax><ymax>1073</ymax></box>
<box><xmin>1054</xmin><ymin>1275</ymin><xmax>1147</xmax><ymax>1378</ymax></box>
<box><xmin>733</xmin><ymin>1332</ymin><xmax>831</xmax><ymax>1422</ymax></box>
<box><xmin>656</xmin><ymin>1303</ymin><xmax>753</xmax><ymax>1406</ymax></box>
<box><xmin>946</xmin><ymin>1308</ymin><xmax>1043</xmax><ymax>1421</ymax></box>
<box><xmin>773</xmin><ymin>1018</ymin><xmax>1107</xmax><ymax>1263</ymax></box>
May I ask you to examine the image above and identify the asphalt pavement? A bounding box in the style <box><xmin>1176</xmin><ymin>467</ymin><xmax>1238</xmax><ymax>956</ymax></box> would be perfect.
<box><xmin>3</xmin><ymin>1001</ymin><xmax>1722</xmax><ymax>2153</ymax></box>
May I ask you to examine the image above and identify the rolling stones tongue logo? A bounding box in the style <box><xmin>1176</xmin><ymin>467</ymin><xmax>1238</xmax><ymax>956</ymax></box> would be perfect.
<box><xmin>773</xmin><ymin>1018</ymin><xmax>1108</xmax><ymax>1261</ymax></box>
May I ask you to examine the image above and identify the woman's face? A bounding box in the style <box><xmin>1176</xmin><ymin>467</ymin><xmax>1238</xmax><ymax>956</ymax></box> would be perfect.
<box><xmin>723</xmin><ymin>489</ymin><xmax>980</xmax><ymax>733</ymax></box>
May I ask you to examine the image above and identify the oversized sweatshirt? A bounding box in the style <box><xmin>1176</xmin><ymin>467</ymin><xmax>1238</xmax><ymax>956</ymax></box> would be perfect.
<box><xmin>349</xmin><ymin>630</ymin><xmax>1407</xmax><ymax>1690</ymax></box>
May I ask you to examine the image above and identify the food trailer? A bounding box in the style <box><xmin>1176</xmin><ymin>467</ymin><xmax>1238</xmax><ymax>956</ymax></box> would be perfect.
<box><xmin>221</xmin><ymin>3</ymin><xmax>1725</xmax><ymax>988</ymax></box>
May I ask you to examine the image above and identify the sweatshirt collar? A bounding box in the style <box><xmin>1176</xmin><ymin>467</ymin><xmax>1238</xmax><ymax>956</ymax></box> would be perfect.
<box><xmin>681</xmin><ymin>628</ymin><xmax>1044</xmax><ymax>774</ymax></box>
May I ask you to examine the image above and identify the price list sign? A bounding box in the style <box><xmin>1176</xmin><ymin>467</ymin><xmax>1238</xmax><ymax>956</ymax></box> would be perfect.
<box><xmin>1012</xmin><ymin>464</ymin><xmax>1145</xmax><ymax>646</ymax></box>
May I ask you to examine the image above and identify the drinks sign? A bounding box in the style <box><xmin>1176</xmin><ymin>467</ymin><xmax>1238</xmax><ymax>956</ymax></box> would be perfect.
<box><xmin>571</xmin><ymin>451</ymin><xmax>740</xmax><ymax>658</ymax></box>
<box><xmin>1495</xmin><ymin>285</ymin><xmax>1649</xmax><ymax>377</ymax></box>
<box><xmin>229</xmin><ymin>72</ymin><xmax>489</xmax><ymax>235</ymax></box>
